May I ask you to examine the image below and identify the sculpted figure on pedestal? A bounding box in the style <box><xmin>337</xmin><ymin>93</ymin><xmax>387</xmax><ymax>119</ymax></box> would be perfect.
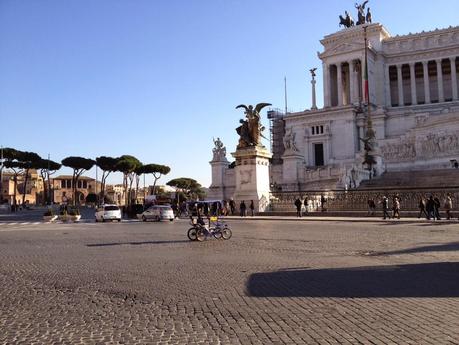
<box><xmin>366</xmin><ymin>7</ymin><xmax>372</xmax><ymax>23</ymax></box>
<box><xmin>212</xmin><ymin>137</ymin><xmax>227</xmax><ymax>161</ymax></box>
<box><xmin>235</xmin><ymin>103</ymin><xmax>271</xmax><ymax>149</ymax></box>
<box><xmin>339</xmin><ymin>11</ymin><xmax>354</xmax><ymax>28</ymax></box>
<box><xmin>355</xmin><ymin>0</ymin><xmax>368</xmax><ymax>25</ymax></box>
<box><xmin>283</xmin><ymin>128</ymin><xmax>299</xmax><ymax>153</ymax></box>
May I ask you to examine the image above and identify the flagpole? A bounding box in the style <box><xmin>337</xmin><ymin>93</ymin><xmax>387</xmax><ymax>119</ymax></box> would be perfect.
<box><xmin>284</xmin><ymin>76</ymin><xmax>288</xmax><ymax>115</ymax></box>
<box><xmin>363</xmin><ymin>25</ymin><xmax>376</xmax><ymax>178</ymax></box>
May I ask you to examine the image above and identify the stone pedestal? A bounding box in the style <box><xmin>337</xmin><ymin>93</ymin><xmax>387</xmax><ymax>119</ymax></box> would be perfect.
<box><xmin>208</xmin><ymin>157</ymin><xmax>230</xmax><ymax>200</ymax></box>
<box><xmin>231</xmin><ymin>146</ymin><xmax>272</xmax><ymax>212</ymax></box>
<box><xmin>282</xmin><ymin>152</ymin><xmax>304</xmax><ymax>188</ymax></box>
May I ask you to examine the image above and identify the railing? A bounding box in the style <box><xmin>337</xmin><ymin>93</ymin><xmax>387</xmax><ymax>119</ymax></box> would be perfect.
<box><xmin>269</xmin><ymin>186</ymin><xmax>459</xmax><ymax>212</ymax></box>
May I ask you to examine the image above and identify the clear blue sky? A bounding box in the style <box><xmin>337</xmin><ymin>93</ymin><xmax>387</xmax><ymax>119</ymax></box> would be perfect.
<box><xmin>1</xmin><ymin>0</ymin><xmax>458</xmax><ymax>187</ymax></box>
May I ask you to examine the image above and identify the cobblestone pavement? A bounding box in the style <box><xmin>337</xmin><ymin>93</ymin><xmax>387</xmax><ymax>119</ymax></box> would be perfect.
<box><xmin>0</xmin><ymin>219</ymin><xmax>458</xmax><ymax>344</ymax></box>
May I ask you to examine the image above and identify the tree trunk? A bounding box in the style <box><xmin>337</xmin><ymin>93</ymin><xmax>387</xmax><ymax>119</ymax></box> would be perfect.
<box><xmin>47</xmin><ymin>173</ymin><xmax>53</xmax><ymax>205</ymax></box>
<box><xmin>21</xmin><ymin>168</ymin><xmax>30</xmax><ymax>205</ymax></box>
<box><xmin>123</xmin><ymin>174</ymin><xmax>128</xmax><ymax>207</ymax></box>
<box><xmin>40</xmin><ymin>170</ymin><xmax>47</xmax><ymax>205</ymax></box>
<box><xmin>13</xmin><ymin>174</ymin><xmax>18</xmax><ymax>210</ymax></box>
<box><xmin>135</xmin><ymin>175</ymin><xmax>140</xmax><ymax>204</ymax></box>
<box><xmin>72</xmin><ymin>171</ymin><xmax>77</xmax><ymax>206</ymax></box>
<box><xmin>128</xmin><ymin>174</ymin><xmax>135</xmax><ymax>206</ymax></box>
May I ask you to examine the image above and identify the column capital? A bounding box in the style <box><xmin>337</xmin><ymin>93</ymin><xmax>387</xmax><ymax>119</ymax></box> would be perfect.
<box><xmin>449</xmin><ymin>57</ymin><xmax>457</xmax><ymax>62</ymax></box>
<box><xmin>408</xmin><ymin>62</ymin><xmax>416</xmax><ymax>67</ymax></box>
<box><xmin>396</xmin><ymin>63</ymin><xmax>403</xmax><ymax>69</ymax></box>
<box><xmin>422</xmin><ymin>60</ymin><xmax>429</xmax><ymax>66</ymax></box>
<box><xmin>435</xmin><ymin>58</ymin><xmax>443</xmax><ymax>64</ymax></box>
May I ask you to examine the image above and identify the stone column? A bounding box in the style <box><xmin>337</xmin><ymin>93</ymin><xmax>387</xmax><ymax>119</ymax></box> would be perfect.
<box><xmin>323</xmin><ymin>63</ymin><xmax>330</xmax><ymax>107</ymax></box>
<box><xmin>450</xmin><ymin>57</ymin><xmax>458</xmax><ymax>101</ymax></box>
<box><xmin>385</xmin><ymin>64</ymin><xmax>391</xmax><ymax>107</ymax></box>
<box><xmin>397</xmin><ymin>64</ymin><xmax>404</xmax><ymax>106</ymax></box>
<box><xmin>409</xmin><ymin>62</ymin><xmax>417</xmax><ymax>105</ymax></box>
<box><xmin>350</xmin><ymin>60</ymin><xmax>359</xmax><ymax>104</ymax></box>
<box><xmin>337</xmin><ymin>63</ymin><xmax>343</xmax><ymax>106</ymax></box>
<box><xmin>422</xmin><ymin>61</ymin><xmax>431</xmax><ymax>104</ymax></box>
<box><xmin>436</xmin><ymin>59</ymin><xmax>444</xmax><ymax>102</ymax></box>
<box><xmin>311</xmin><ymin>77</ymin><xmax>317</xmax><ymax>110</ymax></box>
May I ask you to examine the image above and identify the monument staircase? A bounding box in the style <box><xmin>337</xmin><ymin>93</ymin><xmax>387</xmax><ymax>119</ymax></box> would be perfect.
<box><xmin>358</xmin><ymin>169</ymin><xmax>459</xmax><ymax>189</ymax></box>
<box><xmin>262</xmin><ymin>169</ymin><xmax>459</xmax><ymax>217</ymax></box>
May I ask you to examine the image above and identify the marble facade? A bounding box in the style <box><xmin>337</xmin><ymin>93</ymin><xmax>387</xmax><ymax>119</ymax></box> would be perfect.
<box><xmin>211</xmin><ymin>21</ymin><xmax>459</xmax><ymax>198</ymax></box>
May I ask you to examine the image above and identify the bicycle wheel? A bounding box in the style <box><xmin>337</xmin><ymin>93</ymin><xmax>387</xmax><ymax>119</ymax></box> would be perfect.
<box><xmin>187</xmin><ymin>227</ymin><xmax>198</xmax><ymax>241</ymax></box>
<box><xmin>221</xmin><ymin>228</ymin><xmax>232</xmax><ymax>240</ymax></box>
<box><xmin>212</xmin><ymin>228</ymin><xmax>223</xmax><ymax>239</ymax></box>
<box><xmin>196</xmin><ymin>228</ymin><xmax>207</xmax><ymax>242</ymax></box>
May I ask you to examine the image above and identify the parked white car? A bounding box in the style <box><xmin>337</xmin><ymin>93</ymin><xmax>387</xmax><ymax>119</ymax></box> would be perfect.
<box><xmin>140</xmin><ymin>205</ymin><xmax>174</xmax><ymax>222</ymax></box>
<box><xmin>95</xmin><ymin>204</ymin><xmax>122</xmax><ymax>222</ymax></box>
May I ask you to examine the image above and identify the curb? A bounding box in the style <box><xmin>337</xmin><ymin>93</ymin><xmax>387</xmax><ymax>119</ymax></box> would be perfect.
<box><xmin>221</xmin><ymin>216</ymin><xmax>459</xmax><ymax>224</ymax></box>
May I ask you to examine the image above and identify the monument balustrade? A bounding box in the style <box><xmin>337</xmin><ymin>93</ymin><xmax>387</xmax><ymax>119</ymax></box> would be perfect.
<box><xmin>269</xmin><ymin>186</ymin><xmax>459</xmax><ymax>212</ymax></box>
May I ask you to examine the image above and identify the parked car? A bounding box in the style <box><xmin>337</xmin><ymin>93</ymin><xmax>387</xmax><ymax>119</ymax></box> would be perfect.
<box><xmin>140</xmin><ymin>205</ymin><xmax>174</xmax><ymax>222</ymax></box>
<box><xmin>95</xmin><ymin>204</ymin><xmax>122</xmax><ymax>222</ymax></box>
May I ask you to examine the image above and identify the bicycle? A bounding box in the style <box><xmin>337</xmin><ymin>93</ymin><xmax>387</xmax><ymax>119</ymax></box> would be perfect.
<box><xmin>195</xmin><ymin>216</ymin><xmax>232</xmax><ymax>242</ymax></box>
<box><xmin>187</xmin><ymin>216</ymin><xmax>232</xmax><ymax>241</ymax></box>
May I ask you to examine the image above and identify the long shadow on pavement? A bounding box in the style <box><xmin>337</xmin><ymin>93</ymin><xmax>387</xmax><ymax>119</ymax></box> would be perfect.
<box><xmin>87</xmin><ymin>240</ymin><xmax>190</xmax><ymax>247</ymax></box>
<box><xmin>373</xmin><ymin>241</ymin><xmax>459</xmax><ymax>256</ymax></box>
<box><xmin>246</xmin><ymin>262</ymin><xmax>459</xmax><ymax>298</ymax></box>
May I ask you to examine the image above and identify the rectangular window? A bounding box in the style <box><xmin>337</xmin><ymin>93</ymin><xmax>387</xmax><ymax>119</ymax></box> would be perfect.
<box><xmin>77</xmin><ymin>180</ymin><xmax>82</xmax><ymax>189</ymax></box>
<box><xmin>61</xmin><ymin>180</ymin><xmax>65</xmax><ymax>188</ymax></box>
<box><xmin>314</xmin><ymin>143</ymin><xmax>324</xmax><ymax>166</ymax></box>
<box><xmin>311</xmin><ymin>127</ymin><xmax>315</xmax><ymax>135</ymax></box>
<box><xmin>320</xmin><ymin>125</ymin><xmax>324</xmax><ymax>134</ymax></box>
<box><xmin>83</xmin><ymin>180</ymin><xmax>87</xmax><ymax>189</ymax></box>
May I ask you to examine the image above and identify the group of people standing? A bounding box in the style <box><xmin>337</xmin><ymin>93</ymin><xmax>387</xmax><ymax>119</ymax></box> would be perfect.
<box><xmin>294</xmin><ymin>195</ymin><xmax>327</xmax><ymax>217</ymax></box>
<box><xmin>213</xmin><ymin>199</ymin><xmax>255</xmax><ymax>217</ymax></box>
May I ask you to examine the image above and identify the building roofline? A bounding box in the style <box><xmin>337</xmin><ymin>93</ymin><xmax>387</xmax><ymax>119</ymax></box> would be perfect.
<box><xmin>54</xmin><ymin>175</ymin><xmax>95</xmax><ymax>180</ymax></box>
<box><xmin>383</xmin><ymin>25</ymin><xmax>459</xmax><ymax>43</ymax></box>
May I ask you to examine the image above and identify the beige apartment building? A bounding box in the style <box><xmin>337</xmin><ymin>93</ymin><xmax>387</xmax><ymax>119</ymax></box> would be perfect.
<box><xmin>52</xmin><ymin>175</ymin><xmax>100</xmax><ymax>205</ymax></box>
<box><xmin>0</xmin><ymin>169</ymin><xmax>44</xmax><ymax>205</ymax></box>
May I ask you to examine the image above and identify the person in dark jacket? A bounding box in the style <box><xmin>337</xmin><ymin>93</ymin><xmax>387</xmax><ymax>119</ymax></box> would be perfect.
<box><xmin>381</xmin><ymin>196</ymin><xmax>391</xmax><ymax>220</ymax></box>
<box><xmin>426</xmin><ymin>195</ymin><xmax>435</xmax><ymax>220</ymax></box>
<box><xmin>303</xmin><ymin>197</ymin><xmax>309</xmax><ymax>215</ymax></box>
<box><xmin>249</xmin><ymin>200</ymin><xmax>255</xmax><ymax>216</ymax></box>
<box><xmin>229</xmin><ymin>199</ymin><xmax>235</xmax><ymax>215</ymax></box>
<box><xmin>239</xmin><ymin>200</ymin><xmax>246</xmax><ymax>217</ymax></box>
<box><xmin>433</xmin><ymin>196</ymin><xmax>441</xmax><ymax>220</ymax></box>
<box><xmin>294</xmin><ymin>198</ymin><xmax>302</xmax><ymax>217</ymax></box>
<box><xmin>418</xmin><ymin>197</ymin><xmax>428</xmax><ymax>219</ymax></box>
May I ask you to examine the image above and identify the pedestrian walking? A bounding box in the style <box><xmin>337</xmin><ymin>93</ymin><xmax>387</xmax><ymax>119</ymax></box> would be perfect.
<box><xmin>444</xmin><ymin>193</ymin><xmax>453</xmax><ymax>220</ymax></box>
<box><xmin>222</xmin><ymin>200</ymin><xmax>228</xmax><ymax>216</ymax></box>
<box><xmin>426</xmin><ymin>195</ymin><xmax>435</xmax><ymax>220</ymax></box>
<box><xmin>381</xmin><ymin>196</ymin><xmax>391</xmax><ymax>219</ymax></box>
<box><xmin>229</xmin><ymin>199</ymin><xmax>235</xmax><ymax>215</ymax></box>
<box><xmin>294</xmin><ymin>198</ymin><xmax>302</xmax><ymax>217</ymax></box>
<box><xmin>303</xmin><ymin>197</ymin><xmax>309</xmax><ymax>215</ymax></box>
<box><xmin>418</xmin><ymin>197</ymin><xmax>428</xmax><ymax>219</ymax></box>
<box><xmin>367</xmin><ymin>199</ymin><xmax>376</xmax><ymax>216</ymax></box>
<box><xmin>320</xmin><ymin>195</ymin><xmax>327</xmax><ymax>212</ymax></box>
<box><xmin>249</xmin><ymin>200</ymin><xmax>255</xmax><ymax>216</ymax></box>
<box><xmin>433</xmin><ymin>196</ymin><xmax>441</xmax><ymax>220</ymax></box>
<box><xmin>239</xmin><ymin>200</ymin><xmax>246</xmax><ymax>217</ymax></box>
<box><xmin>392</xmin><ymin>196</ymin><xmax>401</xmax><ymax>219</ymax></box>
